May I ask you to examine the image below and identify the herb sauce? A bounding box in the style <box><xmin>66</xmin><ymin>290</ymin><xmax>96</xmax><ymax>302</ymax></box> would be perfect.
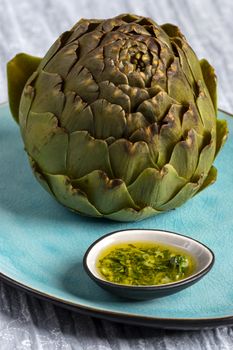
<box><xmin>97</xmin><ymin>242</ymin><xmax>195</xmax><ymax>286</ymax></box>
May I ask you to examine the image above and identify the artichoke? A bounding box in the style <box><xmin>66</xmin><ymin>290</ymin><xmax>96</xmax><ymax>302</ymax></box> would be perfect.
<box><xmin>7</xmin><ymin>13</ymin><xmax>228</xmax><ymax>222</ymax></box>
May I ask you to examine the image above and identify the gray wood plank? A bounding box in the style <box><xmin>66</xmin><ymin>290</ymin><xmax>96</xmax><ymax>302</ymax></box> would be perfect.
<box><xmin>0</xmin><ymin>0</ymin><xmax>233</xmax><ymax>348</ymax></box>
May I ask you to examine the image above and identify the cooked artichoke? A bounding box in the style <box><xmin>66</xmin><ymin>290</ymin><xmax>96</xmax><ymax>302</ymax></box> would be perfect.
<box><xmin>7</xmin><ymin>14</ymin><xmax>228</xmax><ymax>221</ymax></box>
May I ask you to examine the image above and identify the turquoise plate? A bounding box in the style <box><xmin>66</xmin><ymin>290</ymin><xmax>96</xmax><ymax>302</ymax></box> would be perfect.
<box><xmin>0</xmin><ymin>103</ymin><xmax>232</xmax><ymax>330</ymax></box>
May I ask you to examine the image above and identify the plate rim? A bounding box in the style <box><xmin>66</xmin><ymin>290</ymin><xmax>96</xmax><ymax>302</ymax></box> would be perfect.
<box><xmin>1</xmin><ymin>271</ymin><xmax>233</xmax><ymax>330</ymax></box>
<box><xmin>1</xmin><ymin>102</ymin><xmax>233</xmax><ymax>330</ymax></box>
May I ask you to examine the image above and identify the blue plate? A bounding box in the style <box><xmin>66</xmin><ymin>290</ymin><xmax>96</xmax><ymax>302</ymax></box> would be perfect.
<box><xmin>0</xmin><ymin>103</ymin><xmax>232</xmax><ymax>329</ymax></box>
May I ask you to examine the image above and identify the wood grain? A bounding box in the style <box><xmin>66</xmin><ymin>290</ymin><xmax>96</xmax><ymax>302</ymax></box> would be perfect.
<box><xmin>0</xmin><ymin>0</ymin><xmax>233</xmax><ymax>348</ymax></box>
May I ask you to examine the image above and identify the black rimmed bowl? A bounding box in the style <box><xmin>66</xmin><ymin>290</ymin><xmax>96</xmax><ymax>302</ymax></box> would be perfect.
<box><xmin>83</xmin><ymin>229</ymin><xmax>214</xmax><ymax>300</ymax></box>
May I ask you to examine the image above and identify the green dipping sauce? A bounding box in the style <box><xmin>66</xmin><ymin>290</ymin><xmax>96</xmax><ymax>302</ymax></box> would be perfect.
<box><xmin>97</xmin><ymin>242</ymin><xmax>196</xmax><ymax>286</ymax></box>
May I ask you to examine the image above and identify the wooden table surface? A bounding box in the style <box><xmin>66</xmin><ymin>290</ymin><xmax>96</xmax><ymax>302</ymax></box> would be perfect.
<box><xmin>0</xmin><ymin>0</ymin><xmax>233</xmax><ymax>348</ymax></box>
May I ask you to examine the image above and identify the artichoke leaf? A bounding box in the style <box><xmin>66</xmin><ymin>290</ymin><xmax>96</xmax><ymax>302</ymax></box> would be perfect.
<box><xmin>196</xmin><ymin>166</ymin><xmax>217</xmax><ymax>194</ymax></box>
<box><xmin>178</xmin><ymin>41</ymin><xmax>204</xmax><ymax>85</ymax></box>
<box><xmin>167</xmin><ymin>58</ymin><xmax>195</xmax><ymax>104</ymax></box>
<box><xmin>182</xmin><ymin>103</ymin><xmax>204</xmax><ymax>137</ymax></box>
<box><xmin>172</xmin><ymin>39</ymin><xmax>195</xmax><ymax>92</ymax></box>
<box><xmin>158</xmin><ymin>179</ymin><xmax>203</xmax><ymax>211</ymax></box>
<box><xmin>25</xmin><ymin>111</ymin><xmax>68</xmax><ymax>174</ymax></box>
<box><xmin>117</xmin><ymin>13</ymin><xmax>141</xmax><ymax>23</ymax></box>
<box><xmin>44</xmin><ymin>174</ymin><xmax>102</xmax><ymax>217</ymax></box>
<box><xmin>118</xmin><ymin>85</ymin><xmax>150</xmax><ymax>111</ymax></box>
<box><xmin>196</xmin><ymin>80</ymin><xmax>216</xmax><ymax>131</ymax></box>
<box><xmin>192</xmin><ymin>128</ymin><xmax>216</xmax><ymax>181</ymax></box>
<box><xmin>109</xmin><ymin>139</ymin><xmax>155</xmax><ymax>185</ymax></box>
<box><xmin>38</xmin><ymin>31</ymin><xmax>72</xmax><ymax>70</ymax></box>
<box><xmin>28</xmin><ymin>156</ymin><xmax>55</xmax><ymax>196</ymax></box>
<box><xmin>67</xmin><ymin>131</ymin><xmax>113</xmax><ymax>179</ymax></box>
<box><xmin>72</xmin><ymin>170</ymin><xmax>138</xmax><ymax>214</ymax></box>
<box><xmin>36</xmin><ymin>132</ymin><xmax>69</xmax><ymax>175</ymax></box>
<box><xmin>77</xmin><ymin>30</ymin><xmax>103</xmax><ymax>58</ymax></box>
<box><xmin>200</xmin><ymin>59</ymin><xmax>217</xmax><ymax>114</ymax></box>
<box><xmin>82</xmin><ymin>47</ymin><xmax>105</xmax><ymax>77</ymax></box>
<box><xmin>177</xmin><ymin>45</ymin><xmax>216</xmax><ymax>112</ymax></box>
<box><xmin>129</xmin><ymin>123</ymin><xmax>159</xmax><ymax>163</ymax></box>
<box><xmin>128</xmin><ymin>165</ymin><xmax>187</xmax><ymax>209</ymax></box>
<box><xmin>101</xmin><ymin>17</ymin><xmax>125</xmax><ymax>32</ymax></box>
<box><xmin>215</xmin><ymin>119</ymin><xmax>228</xmax><ymax>157</ymax></box>
<box><xmin>127</xmin><ymin>71</ymin><xmax>146</xmax><ymax>88</ymax></box>
<box><xmin>169</xmin><ymin>129</ymin><xmax>199</xmax><ymax>179</ymax></box>
<box><xmin>60</xmin><ymin>92</ymin><xmax>92</xmax><ymax>133</ymax></box>
<box><xmin>19</xmin><ymin>71</ymin><xmax>38</xmax><ymax>137</ymax></box>
<box><xmin>66</xmin><ymin>66</ymin><xmax>99</xmax><ymax>103</ymax></box>
<box><xmin>7</xmin><ymin>53</ymin><xmax>42</xmax><ymax>123</ymax></box>
<box><xmin>151</xmin><ymin>60</ymin><xmax>166</xmax><ymax>91</ymax></box>
<box><xmin>106</xmin><ymin>206</ymin><xmax>160</xmax><ymax>222</ymax></box>
<box><xmin>70</xmin><ymin>18</ymin><xmax>103</xmax><ymax>38</ymax></box>
<box><xmin>44</xmin><ymin>42</ymin><xmax>80</xmax><ymax>78</ymax></box>
<box><xmin>137</xmin><ymin>91</ymin><xmax>174</xmax><ymax>123</ymax></box>
<box><xmin>103</xmin><ymin>40</ymin><xmax>124</xmax><ymax>63</ymax></box>
<box><xmin>118</xmin><ymin>22</ymin><xmax>152</xmax><ymax>36</ymax></box>
<box><xmin>157</xmin><ymin>104</ymin><xmax>183</xmax><ymax>167</ymax></box>
<box><xmin>99</xmin><ymin>81</ymin><xmax>130</xmax><ymax>112</ymax></box>
<box><xmin>161</xmin><ymin>23</ymin><xmax>185</xmax><ymax>40</ymax></box>
<box><xmin>90</xmin><ymin>99</ymin><xmax>126</xmax><ymax>139</ymax></box>
<box><xmin>31</xmin><ymin>70</ymin><xmax>65</xmax><ymax>117</ymax></box>
<box><xmin>125</xmin><ymin>112</ymin><xmax>149</xmax><ymax>136</ymax></box>
<box><xmin>101</xmin><ymin>59</ymin><xmax>128</xmax><ymax>85</ymax></box>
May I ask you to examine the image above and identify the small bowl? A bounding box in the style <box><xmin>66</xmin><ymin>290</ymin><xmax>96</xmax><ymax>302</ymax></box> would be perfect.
<box><xmin>83</xmin><ymin>229</ymin><xmax>214</xmax><ymax>300</ymax></box>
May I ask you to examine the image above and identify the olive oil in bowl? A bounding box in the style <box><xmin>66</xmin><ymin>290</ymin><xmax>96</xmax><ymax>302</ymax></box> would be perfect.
<box><xmin>83</xmin><ymin>229</ymin><xmax>214</xmax><ymax>300</ymax></box>
<box><xmin>97</xmin><ymin>242</ymin><xmax>196</xmax><ymax>286</ymax></box>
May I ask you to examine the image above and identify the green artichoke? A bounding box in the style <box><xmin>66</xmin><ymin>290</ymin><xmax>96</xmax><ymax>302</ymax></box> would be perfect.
<box><xmin>7</xmin><ymin>14</ymin><xmax>228</xmax><ymax>222</ymax></box>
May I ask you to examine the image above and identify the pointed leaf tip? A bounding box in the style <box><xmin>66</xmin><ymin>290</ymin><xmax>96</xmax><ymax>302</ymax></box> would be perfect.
<box><xmin>200</xmin><ymin>58</ymin><xmax>217</xmax><ymax>114</ymax></box>
<box><xmin>7</xmin><ymin>53</ymin><xmax>42</xmax><ymax>123</ymax></box>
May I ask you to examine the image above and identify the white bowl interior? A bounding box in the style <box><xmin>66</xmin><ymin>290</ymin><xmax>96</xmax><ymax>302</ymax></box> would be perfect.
<box><xmin>86</xmin><ymin>230</ymin><xmax>213</xmax><ymax>284</ymax></box>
